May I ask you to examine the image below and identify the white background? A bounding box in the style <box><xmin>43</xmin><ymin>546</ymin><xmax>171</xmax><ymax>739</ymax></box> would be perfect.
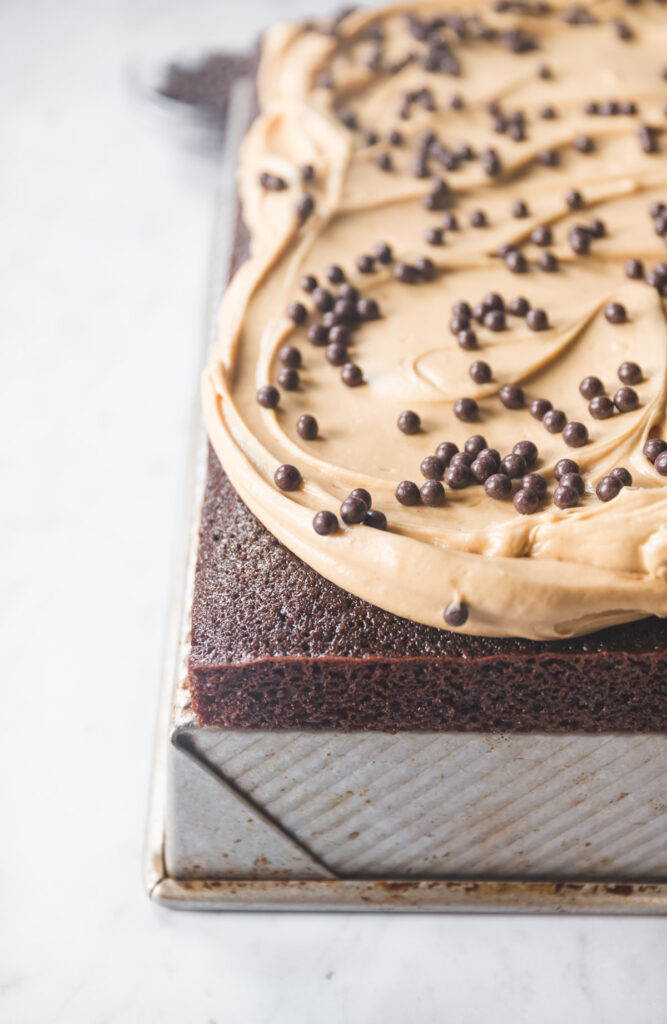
<box><xmin>2</xmin><ymin>1</ymin><xmax>667</xmax><ymax>1021</ymax></box>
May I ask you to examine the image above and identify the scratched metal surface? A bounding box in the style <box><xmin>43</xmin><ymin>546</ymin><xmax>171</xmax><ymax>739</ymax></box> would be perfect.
<box><xmin>182</xmin><ymin>723</ymin><xmax>667</xmax><ymax>880</ymax></box>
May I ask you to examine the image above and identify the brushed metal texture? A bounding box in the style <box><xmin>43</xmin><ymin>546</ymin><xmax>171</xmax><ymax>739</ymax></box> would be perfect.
<box><xmin>186</xmin><ymin>724</ymin><xmax>667</xmax><ymax>880</ymax></box>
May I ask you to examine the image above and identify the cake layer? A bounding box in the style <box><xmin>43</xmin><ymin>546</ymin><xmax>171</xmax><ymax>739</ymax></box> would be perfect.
<box><xmin>189</xmin><ymin>26</ymin><xmax>667</xmax><ymax>730</ymax></box>
<box><xmin>189</xmin><ymin>445</ymin><xmax>666</xmax><ymax>730</ymax></box>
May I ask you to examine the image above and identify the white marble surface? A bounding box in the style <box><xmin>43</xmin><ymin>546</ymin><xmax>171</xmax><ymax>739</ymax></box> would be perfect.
<box><xmin>2</xmin><ymin>1</ymin><xmax>667</xmax><ymax>1021</ymax></box>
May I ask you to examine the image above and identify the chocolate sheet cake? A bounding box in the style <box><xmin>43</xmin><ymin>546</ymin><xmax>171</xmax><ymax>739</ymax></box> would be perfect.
<box><xmin>190</xmin><ymin>0</ymin><xmax>667</xmax><ymax>730</ymax></box>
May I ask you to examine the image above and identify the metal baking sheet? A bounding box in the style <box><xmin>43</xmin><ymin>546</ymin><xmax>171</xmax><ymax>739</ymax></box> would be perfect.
<box><xmin>143</xmin><ymin>602</ymin><xmax>667</xmax><ymax>912</ymax></box>
<box><xmin>143</xmin><ymin>71</ymin><xmax>667</xmax><ymax>915</ymax></box>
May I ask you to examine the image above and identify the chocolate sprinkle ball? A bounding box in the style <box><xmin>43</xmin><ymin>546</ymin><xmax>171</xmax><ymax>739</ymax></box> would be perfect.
<box><xmin>469</xmin><ymin>360</ymin><xmax>492</xmax><ymax>383</ymax></box>
<box><xmin>436</xmin><ymin>442</ymin><xmax>459</xmax><ymax>465</ymax></box>
<box><xmin>471</xmin><ymin>454</ymin><xmax>498</xmax><ymax>483</ymax></box>
<box><xmin>499</xmin><ymin>385</ymin><xmax>524</xmax><ymax>410</ymax></box>
<box><xmin>316</xmin><ymin>314</ymin><xmax>336</xmax><ymax>336</ymax></box>
<box><xmin>300</xmin><ymin>275</ymin><xmax>317</xmax><ymax>293</ymax></box>
<box><xmin>509</xmin><ymin>296</ymin><xmax>529</xmax><ymax>317</ymax></box>
<box><xmin>589</xmin><ymin>395</ymin><xmax>614</xmax><ymax>419</ymax></box>
<box><xmin>415</xmin><ymin>257</ymin><xmax>437</xmax><ymax>281</ymax></box>
<box><xmin>313</xmin><ymin>510</ymin><xmax>338</xmax><ymax>535</ymax></box>
<box><xmin>569</xmin><ymin>226</ymin><xmax>590</xmax><ymax>255</ymax></box>
<box><xmin>313</xmin><ymin>288</ymin><xmax>333</xmax><ymax>314</ymax></box>
<box><xmin>458</xmin><ymin>329</ymin><xmax>478</xmax><ymax>350</ymax></box>
<box><xmin>505</xmin><ymin>250</ymin><xmax>527</xmax><ymax>274</ymax></box>
<box><xmin>358</xmin><ymin>298</ymin><xmax>380</xmax><ymax>321</ymax></box>
<box><xmin>530</xmin><ymin>398</ymin><xmax>552</xmax><ymax>420</ymax></box>
<box><xmin>341</xmin><ymin>496</ymin><xmax>368</xmax><ymax>524</ymax></box>
<box><xmin>420</xmin><ymin>456</ymin><xmax>445</xmax><ymax>480</ymax></box>
<box><xmin>484</xmin><ymin>473</ymin><xmax>512</xmax><ymax>500</ymax></box>
<box><xmin>274</xmin><ymin>464</ymin><xmax>302</xmax><ymax>491</ymax></box>
<box><xmin>655</xmin><ymin>451</ymin><xmax>667</xmax><ymax>476</ymax></box>
<box><xmin>465</xmin><ymin>434</ymin><xmax>487</xmax><ymax>458</ymax></box>
<box><xmin>561</xmin><ymin>472</ymin><xmax>584</xmax><ymax>495</ymax></box>
<box><xmin>513</xmin><ymin>440</ymin><xmax>538</xmax><ymax>468</ymax></box>
<box><xmin>554</xmin><ymin>459</ymin><xmax>579</xmax><ymax>480</ymax></box>
<box><xmin>287</xmin><ymin>301</ymin><xmax>307</xmax><ymax>324</ymax></box>
<box><xmin>514</xmin><ymin>488</ymin><xmax>539</xmax><ymax>514</ymax></box>
<box><xmin>610</xmin><ymin>467</ymin><xmax>632</xmax><ymax>488</ymax></box>
<box><xmin>543</xmin><ymin>409</ymin><xmax>566</xmax><ymax>433</ymax></box>
<box><xmin>563</xmin><ymin>421</ymin><xmax>589</xmax><ymax>447</ymax></box>
<box><xmin>553</xmin><ymin>484</ymin><xmax>579</xmax><ymax>509</ymax></box>
<box><xmin>356</xmin><ymin>253</ymin><xmax>375</xmax><ymax>274</ymax></box>
<box><xmin>605</xmin><ymin>302</ymin><xmax>627</xmax><ymax>324</ymax></box>
<box><xmin>278</xmin><ymin>367</ymin><xmax>299</xmax><ymax>390</ymax></box>
<box><xmin>644</xmin><ymin>438</ymin><xmax>667</xmax><ymax>464</ymax></box>
<box><xmin>538</xmin><ymin>251</ymin><xmax>559</xmax><ymax>273</ymax></box>
<box><xmin>280</xmin><ymin>345</ymin><xmax>302</xmax><ymax>368</ymax></box>
<box><xmin>443</xmin><ymin>601</ymin><xmax>468</xmax><ymax>627</ymax></box>
<box><xmin>445</xmin><ymin>462</ymin><xmax>472</xmax><ymax>489</ymax></box>
<box><xmin>364</xmin><ymin>509</ymin><xmax>387</xmax><ymax>530</ymax></box>
<box><xmin>257</xmin><ymin>385</ymin><xmax>280</xmax><ymax>409</ymax></box>
<box><xmin>296</xmin><ymin>194</ymin><xmax>315</xmax><ymax>221</ymax></box>
<box><xmin>614</xmin><ymin>387</ymin><xmax>639</xmax><ymax>412</ymax></box>
<box><xmin>450</xmin><ymin>314</ymin><xmax>470</xmax><ymax>335</ymax></box>
<box><xmin>618</xmin><ymin>361</ymin><xmax>642</xmax><ymax>385</ymax></box>
<box><xmin>396</xmin><ymin>480</ymin><xmax>420</xmax><ymax>505</ymax></box>
<box><xmin>531</xmin><ymin>225</ymin><xmax>552</xmax><ymax>246</ymax></box>
<box><xmin>526</xmin><ymin>309</ymin><xmax>548</xmax><ymax>331</ymax></box>
<box><xmin>326</xmin><ymin>264</ymin><xmax>345</xmax><ymax>284</ymax></box>
<box><xmin>522</xmin><ymin>472</ymin><xmax>547</xmax><ymax>496</ymax></box>
<box><xmin>398</xmin><ymin>410</ymin><xmax>421</xmax><ymax>434</ymax></box>
<box><xmin>350</xmin><ymin>488</ymin><xmax>372</xmax><ymax>509</ymax></box>
<box><xmin>484</xmin><ymin>310</ymin><xmax>506</xmax><ymax>332</ymax></box>
<box><xmin>394</xmin><ymin>262</ymin><xmax>420</xmax><ymax>284</ymax></box>
<box><xmin>297</xmin><ymin>414</ymin><xmax>318</xmax><ymax>440</ymax></box>
<box><xmin>454</xmin><ymin>397</ymin><xmax>479</xmax><ymax>422</ymax></box>
<box><xmin>341</xmin><ymin>363</ymin><xmax>363</xmax><ymax>387</ymax></box>
<box><xmin>501</xmin><ymin>453</ymin><xmax>526</xmax><ymax>479</ymax></box>
<box><xmin>326</xmin><ymin>341</ymin><xmax>347</xmax><ymax>366</ymax></box>
<box><xmin>420</xmin><ymin>480</ymin><xmax>445</xmax><ymax>506</ymax></box>
<box><xmin>596</xmin><ymin>475</ymin><xmax>622</xmax><ymax>502</ymax></box>
<box><xmin>579</xmin><ymin>375</ymin><xmax>603</xmax><ymax>400</ymax></box>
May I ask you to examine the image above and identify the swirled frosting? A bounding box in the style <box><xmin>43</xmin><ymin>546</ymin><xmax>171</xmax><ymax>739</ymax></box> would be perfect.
<box><xmin>203</xmin><ymin>0</ymin><xmax>667</xmax><ymax>640</ymax></box>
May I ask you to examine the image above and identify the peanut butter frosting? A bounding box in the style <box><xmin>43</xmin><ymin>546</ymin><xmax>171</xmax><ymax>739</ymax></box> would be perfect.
<box><xmin>202</xmin><ymin>0</ymin><xmax>667</xmax><ymax>640</ymax></box>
